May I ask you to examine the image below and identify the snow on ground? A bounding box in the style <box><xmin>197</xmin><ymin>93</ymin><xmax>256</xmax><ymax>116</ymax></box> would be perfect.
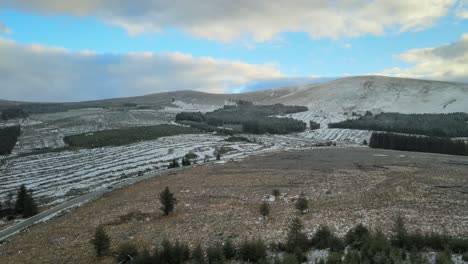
<box><xmin>268</xmin><ymin>76</ymin><xmax>468</xmax><ymax>114</ymax></box>
<box><xmin>301</xmin><ymin>128</ymin><xmax>371</xmax><ymax>145</ymax></box>
<box><xmin>284</xmin><ymin>110</ymin><xmax>353</xmax><ymax>127</ymax></box>
<box><xmin>162</xmin><ymin>100</ymin><xmax>221</xmax><ymax>113</ymax></box>
<box><xmin>0</xmin><ymin>134</ymin><xmax>263</xmax><ymax>205</ymax></box>
<box><xmin>0</xmin><ymin>105</ymin><xmax>373</xmax><ymax>207</ymax></box>
<box><xmin>2</xmin><ymin>108</ymin><xmax>174</xmax><ymax>154</ymax></box>
<box><xmin>279</xmin><ymin>110</ymin><xmax>369</xmax><ymax>145</ymax></box>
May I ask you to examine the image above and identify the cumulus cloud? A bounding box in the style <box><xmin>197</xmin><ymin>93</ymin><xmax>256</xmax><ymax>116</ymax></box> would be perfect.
<box><xmin>0</xmin><ymin>0</ymin><xmax>456</xmax><ymax>42</ymax></box>
<box><xmin>381</xmin><ymin>33</ymin><xmax>468</xmax><ymax>83</ymax></box>
<box><xmin>0</xmin><ymin>37</ymin><xmax>283</xmax><ymax>102</ymax></box>
<box><xmin>457</xmin><ymin>0</ymin><xmax>468</xmax><ymax>19</ymax></box>
<box><xmin>0</xmin><ymin>23</ymin><xmax>12</xmax><ymax>34</ymax></box>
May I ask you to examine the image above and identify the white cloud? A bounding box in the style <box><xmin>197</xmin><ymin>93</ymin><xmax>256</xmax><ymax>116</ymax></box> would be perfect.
<box><xmin>0</xmin><ymin>23</ymin><xmax>12</xmax><ymax>34</ymax></box>
<box><xmin>0</xmin><ymin>37</ymin><xmax>283</xmax><ymax>102</ymax></box>
<box><xmin>381</xmin><ymin>33</ymin><xmax>468</xmax><ymax>83</ymax></box>
<box><xmin>0</xmin><ymin>0</ymin><xmax>457</xmax><ymax>42</ymax></box>
<box><xmin>456</xmin><ymin>0</ymin><xmax>468</xmax><ymax>18</ymax></box>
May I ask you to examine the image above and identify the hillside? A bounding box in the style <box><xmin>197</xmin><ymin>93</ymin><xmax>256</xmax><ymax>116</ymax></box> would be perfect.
<box><xmin>3</xmin><ymin>76</ymin><xmax>468</xmax><ymax>114</ymax></box>
<box><xmin>2</xmin><ymin>148</ymin><xmax>467</xmax><ymax>263</ymax></box>
<box><xmin>261</xmin><ymin>76</ymin><xmax>468</xmax><ymax>114</ymax></box>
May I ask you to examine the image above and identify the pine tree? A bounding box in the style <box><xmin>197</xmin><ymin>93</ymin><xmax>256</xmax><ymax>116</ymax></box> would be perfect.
<box><xmin>192</xmin><ymin>244</ymin><xmax>205</xmax><ymax>264</ymax></box>
<box><xmin>159</xmin><ymin>187</ymin><xmax>177</xmax><ymax>216</ymax></box>
<box><xmin>206</xmin><ymin>243</ymin><xmax>224</xmax><ymax>264</ymax></box>
<box><xmin>259</xmin><ymin>201</ymin><xmax>270</xmax><ymax>219</ymax></box>
<box><xmin>168</xmin><ymin>158</ymin><xmax>180</xmax><ymax>169</ymax></box>
<box><xmin>286</xmin><ymin>217</ymin><xmax>309</xmax><ymax>252</ymax></box>
<box><xmin>391</xmin><ymin>214</ymin><xmax>408</xmax><ymax>249</ymax></box>
<box><xmin>91</xmin><ymin>225</ymin><xmax>111</xmax><ymax>257</ymax></box>
<box><xmin>22</xmin><ymin>191</ymin><xmax>38</xmax><ymax>218</ymax></box>
<box><xmin>182</xmin><ymin>157</ymin><xmax>191</xmax><ymax>166</ymax></box>
<box><xmin>116</xmin><ymin>242</ymin><xmax>139</xmax><ymax>263</ymax></box>
<box><xmin>15</xmin><ymin>185</ymin><xmax>28</xmax><ymax>214</ymax></box>
<box><xmin>223</xmin><ymin>239</ymin><xmax>236</xmax><ymax>260</ymax></box>
<box><xmin>295</xmin><ymin>192</ymin><xmax>308</xmax><ymax>214</ymax></box>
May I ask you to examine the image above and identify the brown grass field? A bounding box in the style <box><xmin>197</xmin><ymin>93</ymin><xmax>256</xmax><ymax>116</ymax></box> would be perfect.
<box><xmin>0</xmin><ymin>147</ymin><xmax>467</xmax><ymax>263</ymax></box>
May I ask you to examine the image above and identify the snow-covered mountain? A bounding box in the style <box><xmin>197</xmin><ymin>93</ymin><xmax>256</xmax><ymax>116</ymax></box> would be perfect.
<box><xmin>254</xmin><ymin>76</ymin><xmax>468</xmax><ymax>114</ymax></box>
<box><xmin>1</xmin><ymin>76</ymin><xmax>468</xmax><ymax>114</ymax></box>
<box><xmin>119</xmin><ymin>75</ymin><xmax>468</xmax><ymax>114</ymax></box>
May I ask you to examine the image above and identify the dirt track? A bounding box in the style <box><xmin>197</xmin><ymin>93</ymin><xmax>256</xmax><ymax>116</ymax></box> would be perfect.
<box><xmin>1</xmin><ymin>147</ymin><xmax>467</xmax><ymax>264</ymax></box>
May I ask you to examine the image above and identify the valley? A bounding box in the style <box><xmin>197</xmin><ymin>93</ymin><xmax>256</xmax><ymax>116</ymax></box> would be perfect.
<box><xmin>0</xmin><ymin>148</ymin><xmax>467</xmax><ymax>263</ymax></box>
<box><xmin>0</xmin><ymin>76</ymin><xmax>468</xmax><ymax>263</ymax></box>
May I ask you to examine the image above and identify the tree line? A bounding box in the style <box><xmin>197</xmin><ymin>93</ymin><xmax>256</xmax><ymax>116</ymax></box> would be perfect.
<box><xmin>1</xmin><ymin>107</ymin><xmax>28</xmax><ymax>120</ymax></box>
<box><xmin>175</xmin><ymin>103</ymin><xmax>308</xmax><ymax>135</ymax></box>
<box><xmin>90</xmin><ymin>187</ymin><xmax>468</xmax><ymax>263</ymax></box>
<box><xmin>309</xmin><ymin>121</ymin><xmax>320</xmax><ymax>130</ymax></box>
<box><xmin>369</xmin><ymin>133</ymin><xmax>468</xmax><ymax>156</ymax></box>
<box><xmin>0</xmin><ymin>125</ymin><xmax>21</xmax><ymax>155</ymax></box>
<box><xmin>329</xmin><ymin>112</ymin><xmax>468</xmax><ymax>138</ymax></box>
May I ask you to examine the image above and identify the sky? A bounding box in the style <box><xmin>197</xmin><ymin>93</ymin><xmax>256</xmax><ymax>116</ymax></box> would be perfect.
<box><xmin>0</xmin><ymin>0</ymin><xmax>467</xmax><ymax>102</ymax></box>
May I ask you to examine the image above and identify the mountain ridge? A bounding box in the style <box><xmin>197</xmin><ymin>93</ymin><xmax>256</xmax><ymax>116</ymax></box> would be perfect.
<box><xmin>1</xmin><ymin>75</ymin><xmax>468</xmax><ymax>114</ymax></box>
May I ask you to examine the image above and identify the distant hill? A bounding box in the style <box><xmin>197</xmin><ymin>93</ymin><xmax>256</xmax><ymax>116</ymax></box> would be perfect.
<box><xmin>2</xmin><ymin>76</ymin><xmax>468</xmax><ymax>114</ymax></box>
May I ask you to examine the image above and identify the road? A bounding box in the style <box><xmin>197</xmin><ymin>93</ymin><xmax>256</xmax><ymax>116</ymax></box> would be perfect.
<box><xmin>0</xmin><ymin>148</ymin><xmax>261</xmax><ymax>242</ymax></box>
<box><xmin>0</xmin><ymin>166</ymin><xmax>186</xmax><ymax>242</ymax></box>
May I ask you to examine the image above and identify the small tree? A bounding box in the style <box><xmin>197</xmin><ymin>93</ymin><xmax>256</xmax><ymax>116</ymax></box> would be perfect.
<box><xmin>311</xmin><ymin>225</ymin><xmax>344</xmax><ymax>251</ymax></box>
<box><xmin>160</xmin><ymin>187</ymin><xmax>177</xmax><ymax>216</ymax></box>
<box><xmin>391</xmin><ymin>214</ymin><xmax>408</xmax><ymax>249</ymax></box>
<box><xmin>295</xmin><ymin>192</ymin><xmax>308</xmax><ymax>214</ymax></box>
<box><xmin>15</xmin><ymin>185</ymin><xmax>28</xmax><ymax>214</ymax></box>
<box><xmin>345</xmin><ymin>223</ymin><xmax>370</xmax><ymax>249</ymax></box>
<box><xmin>192</xmin><ymin>244</ymin><xmax>205</xmax><ymax>264</ymax></box>
<box><xmin>239</xmin><ymin>240</ymin><xmax>267</xmax><ymax>263</ymax></box>
<box><xmin>22</xmin><ymin>191</ymin><xmax>38</xmax><ymax>218</ymax></box>
<box><xmin>116</xmin><ymin>242</ymin><xmax>139</xmax><ymax>263</ymax></box>
<box><xmin>285</xmin><ymin>217</ymin><xmax>309</xmax><ymax>252</ymax></box>
<box><xmin>223</xmin><ymin>239</ymin><xmax>236</xmax><ymax>260</ymax></box>
<box><xmin>272</xmin><ymin>189</ymin><xmax>281</xmax><ymax>199</ymax></box>
<box><xmin>182</xmin><ymin>157</ymin><xmax>191</xmax><ymax>166</ymax></box>
<box><xmin>216</xmin><ymin>153</ymin><xmax>221</xmax><ymax>161</ymax></box>
<box><xmin>206</xmin><ymin>243</ymin><xmax>224</xmax><ymax>264</ymax></box>
<box><xmin>259</xmin><ymin>201</ymin><xmax>270</xmax><ymax>219</ymax></box>
<box><xmin>91</xmin><ymin>225</ymin><xmax>111</xmax><ymax>257</ymax></box>
<box><xmin>168</xmin><ymin>158</ymin><xmax>180</xmax><ymax>169</ymax></box>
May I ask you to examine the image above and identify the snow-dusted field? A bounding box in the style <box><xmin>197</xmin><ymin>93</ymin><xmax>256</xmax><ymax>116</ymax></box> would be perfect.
<box><xmin>161</xmin><ymin>100</ymin><xmax>222</xmax><ymax>113</ymax></box>
<box><xmin>0</xmin><ymin>104</ymin><xmax>373</xmax><ymax>207</ymax></box>
<box><xmin>280</xmin><ymin>110</ymin><xmax>370</xmax><ymax>145</ymax></box>
<box><xmin>4</xmin><ymin>108</ymin><xmax>174</xmax><ymax>154</ymax></box>
<box><xmin>0</xmin><ymin>134</ymin><xmax>264</xmax><ymax>205</ymax></box>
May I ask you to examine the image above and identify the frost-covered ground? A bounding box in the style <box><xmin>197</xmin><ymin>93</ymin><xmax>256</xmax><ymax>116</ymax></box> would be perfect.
<box><xmin>0</xmin><ymin>105</ymin><xmax>373</xmax><ymax>206</ymax></box>
<box><xmin>161</xmin><ymin>100</ymin><xmax>221</xmax><ymax>113</ymax></box>
<box><xmin>3</xmin><ymin>108</ymin><xmax>174</xmax><ymax>154</ymax></box>
<box><xmin>0</xmin><ymin>134</ymin><xmax>264</xmax><ymax>205</ymax></box>
<box><xmin>282</xmin><ymin>110</ymin><xmax>371</xmax><ymax>145</ymax></box>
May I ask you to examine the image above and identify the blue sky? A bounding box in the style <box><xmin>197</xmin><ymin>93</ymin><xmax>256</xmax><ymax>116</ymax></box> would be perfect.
<box><xmin>0</xmin><ymin>1</ymin><xmax>467</xmax><ymax>101</ymax></box>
